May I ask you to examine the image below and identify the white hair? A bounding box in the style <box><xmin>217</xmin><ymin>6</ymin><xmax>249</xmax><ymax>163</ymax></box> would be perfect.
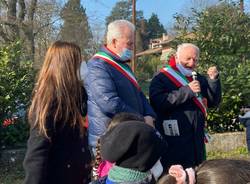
<box><xmin>176</xmin><ymin>43</ymin><xmax>200</xmax><ymax>59</ymax></box>
<box><xmin>106</xmin><ymin>20</ymin><xmax>135</xmax><ymax>45</ymax></box>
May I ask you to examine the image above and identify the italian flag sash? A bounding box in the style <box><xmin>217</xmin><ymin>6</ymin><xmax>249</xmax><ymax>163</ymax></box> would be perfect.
<box><xmin>93</xmin><ymin>51</ymin><xmax>140</xmax><ymax>90</ymax></box>
<box><xmin>160</xmin><ymin>65</ymin><xmax>207</xmax><ymax>117</ymax></box>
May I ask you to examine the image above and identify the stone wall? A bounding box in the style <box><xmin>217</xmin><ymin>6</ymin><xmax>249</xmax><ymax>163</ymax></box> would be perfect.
<box><xmin>0</xmin><ymin>132</ymin><xmax>248</xmax><ymax>166</ymax></box>
<box><xmin>206</xmin><ymin>131</ymin><xmax>247</xmax><ymax>152</ymax></box>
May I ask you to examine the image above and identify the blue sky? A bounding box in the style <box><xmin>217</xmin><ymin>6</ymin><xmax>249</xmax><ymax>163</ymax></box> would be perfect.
<box><xmin>80</xmin><ymin>0</ymin><xmax>250</xmax><ymax>29</ymax></box>
<box><xmin>78</xmin><ymin>0</ymin><xmax>250</xmax><ymax>36</ymax></box>
<box><xmin>82</xmin><ymin>0</ymin><xmax>188</xmax><ymax>28</ymax></box>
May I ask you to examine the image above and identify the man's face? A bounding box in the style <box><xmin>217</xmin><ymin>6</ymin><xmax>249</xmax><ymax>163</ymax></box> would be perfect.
<box><xmin>114</xmin><ymin>26</ymin><xmax>134</xmax><ymax>55</ymax></box>
<box><xmin>177</xmin><ymin>46</ymin><xmax>199</xmax><ymax>70</ymax></box>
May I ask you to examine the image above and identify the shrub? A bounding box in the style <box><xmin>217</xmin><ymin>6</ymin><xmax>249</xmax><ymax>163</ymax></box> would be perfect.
<box><xmin>0</xmin><ymin>41</ymin><xmax>35</xmax><ymax>148</ymax></box>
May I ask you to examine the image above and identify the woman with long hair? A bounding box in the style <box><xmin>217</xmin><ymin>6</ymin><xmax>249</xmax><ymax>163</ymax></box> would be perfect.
<box><xmin>23</xmin><ymin>41</ymin><xmax>91</xmax><ymax>184</ymax></box>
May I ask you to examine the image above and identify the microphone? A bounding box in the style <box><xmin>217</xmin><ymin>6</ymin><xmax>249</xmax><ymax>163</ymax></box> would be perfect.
<box><xmin>191</xmin><ymin>71</ymin><xmax>197</xmax><ymax>81</ymax></box>
<box><xmin>191</xmin><ymin>71</ymin><xmax>199</xmax><ymax>97</ymax></box>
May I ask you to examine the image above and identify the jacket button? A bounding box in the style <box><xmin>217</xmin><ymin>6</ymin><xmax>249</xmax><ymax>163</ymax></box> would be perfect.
<box><xmin>67</xmin><ymin>164</ymin><xmax>71</xmax><ymax>168</ymax></box>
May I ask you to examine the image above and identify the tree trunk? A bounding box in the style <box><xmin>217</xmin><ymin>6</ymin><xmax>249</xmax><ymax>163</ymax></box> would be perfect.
<box><xmin>0</xmin><ymin>0</ymin><xmax>37</xmax><ymax>61</ymax></box>
<box><xmin>240</xmin><ymin>0</ymin><xmax>244</xmax><ymax>13</ymax></box>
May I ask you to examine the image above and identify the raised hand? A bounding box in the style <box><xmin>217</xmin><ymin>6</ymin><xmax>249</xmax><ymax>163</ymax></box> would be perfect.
<box><xmin>207</xmin><ymin>66</ymin><xmax>219</xmax><ymax>80</ymax></box>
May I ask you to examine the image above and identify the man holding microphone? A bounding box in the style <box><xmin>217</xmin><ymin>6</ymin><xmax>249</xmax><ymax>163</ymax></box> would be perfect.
<box><xmin>149</xmin><ymin>43</ymin><xmax>221</xmax><ymax>169</ymax></box>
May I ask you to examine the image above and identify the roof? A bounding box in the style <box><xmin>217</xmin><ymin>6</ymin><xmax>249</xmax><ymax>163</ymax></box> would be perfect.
<box><xmin>136</xmin><ymin>32</ymin><xmax>196</xmax><ymax>57</ymax></box>
<box><xmin>136</xmin><ymin>36</ymin><xmax>174</xmax><ymax>57</ymax></box>
<box><xmin>136</xmin><ymin>47</ymin><xmax>162</xmax><ymax>57</ymax></box>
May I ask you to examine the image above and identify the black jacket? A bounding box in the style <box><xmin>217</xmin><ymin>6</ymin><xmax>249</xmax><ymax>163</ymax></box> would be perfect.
<box><xmin>23</xmin><ymin>88</ymin><xmax>91</xmax><ymax>184</ymax></box>
<box><xmin>149</xmin><ymin>70</ymin><xmax>221</xmax><ymax>169</ymax></box>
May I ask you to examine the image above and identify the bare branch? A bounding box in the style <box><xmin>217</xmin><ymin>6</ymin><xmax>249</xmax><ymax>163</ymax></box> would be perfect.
<box><xmin>18</xmin><ymin>0</ymin><xmax>25</xmax><ymax>20</ymax></box>
<box><xmin>0</xmin><ymin>0</ymin><xmax>8</xmax><ymax>8</ymax></box>
<box><xmin>0</xmin><ymin>26</ymin><xmax>11</xmax><ymax>42</ymax></box>
<box><xmin>0</xmin><ymin>15</ymin><xmax>19</xmax><ymax>26</ymax></box>
<box><xmin>27</xmin><ymin>0</ymin><xmax>37</xmax><ymax>21</ymax></box>
<box><xmin>34</xmin><ymin>17</ymin><xmax>60</xmax><ymax>36</ymax></box>
<box><xmin>7</xmin><ymin>0</ymin><xmax>17</xmax><ymax>19</ymax></box>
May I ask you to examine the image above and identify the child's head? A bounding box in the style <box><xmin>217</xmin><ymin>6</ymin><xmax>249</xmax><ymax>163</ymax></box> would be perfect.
<box><xmin>196</xmin><ymin>159</ymin><xmax>250</xmax><ymax>184</ymax></box>
<box><xmin>101</xmin><ymin>121</ymin><xmax>166</xmax><ymax>172</ymax></box>
<box><xmin>107</xmin><ymin>112</ymin><xmax>144</xmax><ymax>131</ymax></box>
<box><xmin>158</xmin><ymin>159</ymin><xmax>250</xmax><ymax>184</ymax></box>
<box><xmin>93</xmin><ymin>112</ymin><xmax>145</xmax><ymax>179</ymax></box>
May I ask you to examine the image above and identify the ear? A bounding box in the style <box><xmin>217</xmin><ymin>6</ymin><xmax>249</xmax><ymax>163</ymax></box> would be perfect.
<box><xmin>175</xmin><ymin>55</ymin><xmax>179</xmax><ymax>63</ymax></box>
<box><xmin>112</xmin><ymin>38</ymin><xmax>117</xmax><ymax>48</ymax></box>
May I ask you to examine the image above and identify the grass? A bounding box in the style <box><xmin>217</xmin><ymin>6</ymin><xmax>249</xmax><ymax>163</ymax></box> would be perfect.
<box><xmin>207</xmin><ymin>146</ymin><xmax>249</xmax><ymax>160</ymax></box>
<box><xmin>0</xmin><ymin>147</ymin><xmax>249</xmax><ymax>184</ymax></box>
<box><xmin>0</xmin><ymin>159</ymin><xmax>24</xmax><ymax>184</ymax></box>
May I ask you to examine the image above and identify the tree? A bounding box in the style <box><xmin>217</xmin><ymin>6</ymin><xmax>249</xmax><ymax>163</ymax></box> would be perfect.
<box><xmin>240</xmin><ymin>0</ymin><xmax>244</xmax><ymax>12</ymax></box>
<box><xmin>147</xmin><ymin>13</ymin><xmax>166</xmax><ymax>39</ymax></box>
<box><xmin>59</xmin><ymin>0</ymin><xmax>92</xmax><ymax>59</ymax></box>
<box><xmin>105</xmin><ymin>0</ymin><xmax>144</xmax><ymax>26</ymax></box>
<box><xmin>105</xmin><ymin>0</ymin><xmax>148</xmax><ymax>51</ymax></box>
<box><xmin>33</xmin><ymin>0</ymin><xmax>61</xmax><ymax>67</ymax></box>
<box><xmin>171</xmin><ymin>0</ymin><xmax>219</xmax><ymax>36</ymax></box>
<box><xmin>0</xmin><ymin>0</ymin><xmax>38</xmax><ymax>61</ymax></box>
<box><xmin>0</xmin><ymin>0</ymin><xmax>63</xmax><ymax>63</ymax></box>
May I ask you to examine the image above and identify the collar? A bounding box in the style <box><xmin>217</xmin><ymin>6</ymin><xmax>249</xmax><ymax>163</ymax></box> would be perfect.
<box><xmin>101</xmin><ymin>45</ymin><xmax>127</xmax><ymax>64</ymax></box>
<box><xmin>168</xmin><ymin>56</ymin><xmax>192</xmax><ymax>81</ymax></box>
<box><xmin>108</xmin><ymin>165</ymin><xmax>151</xmax><ymax>183</ymax></box>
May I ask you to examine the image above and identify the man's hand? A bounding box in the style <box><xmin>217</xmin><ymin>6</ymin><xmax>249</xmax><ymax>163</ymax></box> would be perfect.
<box><xmin>188</xmin><ymin>80</ymin><xmax>201</xmax><ymax>93</ymax></box>
<box><xmin>144</xmin><ymin>116</ymin><xmax>155</xmax><ymax>128</ymax></box>
<box><xmin>207</xmin><ymin>66</ymin><xmax>219</xmax><ymax>80</ymax></box>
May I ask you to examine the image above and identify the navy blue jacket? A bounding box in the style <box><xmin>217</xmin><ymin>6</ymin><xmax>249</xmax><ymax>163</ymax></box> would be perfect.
<box><xmin>149</xmin><ymin>64</ymin><xmax>221</xmax><ymax>169</ymax></box>
<box><xmin>85</xmin><ymin>46</ymin><xmax>156</xmax><ymax>147</ymax></box>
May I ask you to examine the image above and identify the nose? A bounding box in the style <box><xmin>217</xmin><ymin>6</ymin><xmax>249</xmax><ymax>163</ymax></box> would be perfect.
<box><xmin>189</xmin><ymin>58</ymin><xmax>197</xmax><ymax>68</ymax></box>
<box><xmin>191</xmin><ymin>58</ymin><xmax>197</xmax><ymax>62</ymax></box>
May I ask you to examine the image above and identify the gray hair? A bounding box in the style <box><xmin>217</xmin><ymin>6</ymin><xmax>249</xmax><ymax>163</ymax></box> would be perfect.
<box><xmin>176</xmin><ymin>43</ymin><xmax>200</xmax><ymax>59</ymax></box>
<box><xmin>106</xmin><ymin>20</ymin><xmax>135</xmax><ymax>45</ymax></box>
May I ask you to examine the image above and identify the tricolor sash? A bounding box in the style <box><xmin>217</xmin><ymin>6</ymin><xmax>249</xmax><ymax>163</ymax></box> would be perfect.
<box><xmin>93</xmin><ymin>51</ymin><xmax>140</xmax><ymax>90</ymax></box>
<box><xmin>160</xmin><ymin>65</ymin><xmax>207</xmax><ymax>117</ymax></box>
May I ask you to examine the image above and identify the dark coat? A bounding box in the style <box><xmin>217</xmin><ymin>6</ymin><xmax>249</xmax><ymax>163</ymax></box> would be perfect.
<box><xmin>246</xmin><ymin>121</ymin><xmax>250</xmax><ymax>152</ymax></box>
<box><xmin>23</xmin><ymin>88</ymin><xmax>91</xmax><ymax>184</ymax></box>
<box><xmin>85</xmin><ymin>46</ymin><xmax>156</xmax><ymax>147</ymax></box>
<box><xmin>149</xmin><ymin>66</ymin><xmax>221</xmax><ymax>169</ymax></box>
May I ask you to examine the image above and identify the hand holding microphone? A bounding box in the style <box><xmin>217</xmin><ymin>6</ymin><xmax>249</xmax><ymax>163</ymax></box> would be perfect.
<box><xmin>188</xmin><ymin>71</ymin><xmax>201</xmax><ymax>96</ymax></box>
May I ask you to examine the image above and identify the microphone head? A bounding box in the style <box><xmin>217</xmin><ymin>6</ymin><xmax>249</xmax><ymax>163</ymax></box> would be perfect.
<box><xmin>192</xmin><ymin>71</ymin><xmax>197</xmax><ymax>80</ymax></box>
<box><xmin>191</xmin><ymin>71</ymin><xmax>197</xmax><ymax>76</ymax></box>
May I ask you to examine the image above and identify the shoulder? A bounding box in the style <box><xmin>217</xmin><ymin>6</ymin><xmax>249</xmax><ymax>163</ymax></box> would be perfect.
<box><xmin>87</xmin><ymin>56</ymin><xmax>106</xmax><ymax>68</ymax></box>
<box><xmin>86</xmin><ymin>56</ymin><xmax>111</xmax><ymax>77</ymax></box>
<box><xmin>151</xmin><ymin>71</ymin><xmax>168</xmax><ymax>83</ymax></box>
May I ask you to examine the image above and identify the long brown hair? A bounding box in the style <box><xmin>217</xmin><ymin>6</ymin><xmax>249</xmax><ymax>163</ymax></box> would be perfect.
<box><xmin>28</xmin><ymin>41</ymin><xmax>84</xmax><ymax>138</ymax></box>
